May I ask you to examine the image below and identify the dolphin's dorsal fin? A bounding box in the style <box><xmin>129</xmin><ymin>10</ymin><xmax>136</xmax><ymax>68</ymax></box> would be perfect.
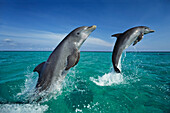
<box><xmin>111</xmin><ymin>33</ymin><xmax>123</xmax><ymax>38</ymax></box>
<box><xmin>33</xmin><ymin>62</ymin><xmax>45</xmax><ymax>75</ymax></box>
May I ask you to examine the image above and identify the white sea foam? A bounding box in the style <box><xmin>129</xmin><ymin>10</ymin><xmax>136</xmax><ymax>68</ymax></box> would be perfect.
<box><xmin>75</xmin><ymin>108</ymin><xmax>83</xmax><ymax>113</ymax></box>
<box><xmin>90</xmin><ymin>69</ymin><xmax>124</xmax><ymax>86</ymax></box>
<box><xmin>0</xmin><ymin>104</ymin><xmax>48</xmax><ymax>113</ymax></box>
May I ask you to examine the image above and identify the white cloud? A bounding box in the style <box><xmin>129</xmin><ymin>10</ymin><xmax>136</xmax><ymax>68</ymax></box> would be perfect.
<box><xmin>0</xmin><ymin>38</ymin><xmax>17</xmax><ymax>48</ymax></box>
<box><xmin>86</xmin><ymin>37</ymin><xmax>113</xmax><ymax>47</ymax></box>
<box><xmin>0</xmin><ymin>26</ymin><xmax>113</xmax><ymax>51</ymax></box>
<box><xmin>3</xmin><ymin>38</ymin><xmax>13</xmax><ymax>42</ymax></box>
<box><xmin>0</xmin><ymin>29</ymin><xmax>67</xmax><ymax>40</ymax></box>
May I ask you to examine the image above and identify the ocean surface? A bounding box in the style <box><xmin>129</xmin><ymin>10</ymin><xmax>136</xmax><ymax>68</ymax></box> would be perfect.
<box><xmin>0</xmin><ymin>51</ymin><xmax>169</xmax><ymax>113</ymax></box>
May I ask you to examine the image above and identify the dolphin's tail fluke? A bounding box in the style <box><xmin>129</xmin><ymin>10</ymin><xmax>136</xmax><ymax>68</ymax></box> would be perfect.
<box><xmin>114</xmin><ymin>66</ymin><xmax>121</xmax><ymax>73</ymax></box>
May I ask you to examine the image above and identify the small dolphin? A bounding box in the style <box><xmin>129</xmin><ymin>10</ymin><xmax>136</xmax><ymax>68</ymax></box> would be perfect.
<box><xmin>34</xmin><ymin>25</ymin><xmax>96</xmax><ymax>93</ymax></box>
<box><xmin>111</xmin><ymin>26</ymin><xmax>154</xmax><ymax>73</ymax></box>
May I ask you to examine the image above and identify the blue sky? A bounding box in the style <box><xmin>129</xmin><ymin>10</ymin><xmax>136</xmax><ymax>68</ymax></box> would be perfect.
<box><xmin>0</xmin><ymin>0</ymin><xmax>170</xmax><ymax>51</ymax></box>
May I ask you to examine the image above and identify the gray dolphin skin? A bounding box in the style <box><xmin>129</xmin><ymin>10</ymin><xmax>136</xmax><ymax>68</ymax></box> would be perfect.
<box><xmin>33</xmin><ymin>25</ymin><xmax>96</xmax><ymax>93</ymax></box>
<box><xmin>111</xmin><ymin>26</ymin><xmax>154</xmax><ymax>73</ymax></box>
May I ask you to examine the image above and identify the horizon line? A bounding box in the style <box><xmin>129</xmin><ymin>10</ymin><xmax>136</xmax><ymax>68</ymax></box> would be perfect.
<box><xmin>0</xmin><ymin>50</ymin><xmax>170</xmax><ymax>53</ymax></box>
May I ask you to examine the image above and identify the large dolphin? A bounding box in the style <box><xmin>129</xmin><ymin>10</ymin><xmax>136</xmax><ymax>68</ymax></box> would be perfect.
<box><xmin>111</xmin><ymin>26</ymin><xmax>154</xmax><ymax>73</ymax></box>
<box><xmin>0</xmin><ymin>25</ymin><xmax>96</xmax><ymax>104</ymax></box>
<box><xmin>33</xmin><ymin>25</ymin><xmax>96</xmax><ymax>93</ymax></box>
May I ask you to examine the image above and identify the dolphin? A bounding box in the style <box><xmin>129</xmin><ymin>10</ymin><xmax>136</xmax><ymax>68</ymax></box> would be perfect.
<box><xmin>0</xmin><ymin>25</ymin><xmax>96</xmax><ymax>104</ymax></box>
<box><xmin>33</xmin><ymin>25</ymin><xmax>96</xmax><ymax>93</ymax></box>
<box><xmin>111</xmin><ymin>26</ymin><xmax>154</xmax><ymax>73</ymax></box>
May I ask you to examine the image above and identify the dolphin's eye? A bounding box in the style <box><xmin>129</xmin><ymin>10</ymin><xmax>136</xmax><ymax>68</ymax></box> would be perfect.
<box><xmin>77</xmin><ymin>33</ymin><xmax>80</xmax><ymax>35</ymax></box>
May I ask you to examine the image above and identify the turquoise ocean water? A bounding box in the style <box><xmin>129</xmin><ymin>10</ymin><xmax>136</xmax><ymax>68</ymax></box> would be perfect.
<box><xmin>0</xmin><ymin>51</ymin><xmax>169</xmax><ymax>113</ymax></box>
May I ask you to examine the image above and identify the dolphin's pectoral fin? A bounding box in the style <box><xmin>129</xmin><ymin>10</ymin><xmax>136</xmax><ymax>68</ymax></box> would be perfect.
<box><xmin>111</xmin><ymin>33</ymin><xmax>123</xmax><ymax>38</ymax></box>
<box><xmin>33</xmin><ymin>62</ymin><xmax>45</xmax><ymax>75</ymax></box>
<box><xmin>133</xmin><ymin>40</ymin><xmax>138</xmax><ymax>46</ymax></box>
<box><xmin>72</xmin><ymin>51</ymin><xmax>80</xmax><ymax>67</ymax></box>
<box><xmin>65</xmin><ymin>51</ymin><xmax>79</xmax><ymax>70</ymax></box>
<box><xmin>133</xmin><ymin>33</ymin><xmax>143</xmax><ymax>46</ymax></box>
<box><xmin>137</xmin><ymin>33</ymin><xmax>144</xmax><ymax>42</ymax></box>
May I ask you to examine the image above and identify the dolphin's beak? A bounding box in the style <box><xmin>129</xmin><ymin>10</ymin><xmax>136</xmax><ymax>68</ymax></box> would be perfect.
<box><xmin>87</xmin><ymin>25</ymin><xmax>97</xmax><ymax>32</ymax></box>
<box><xmin>149</xmin><ymin>29</ymin><xmax>155</xmax><ymax>33</ymax></box>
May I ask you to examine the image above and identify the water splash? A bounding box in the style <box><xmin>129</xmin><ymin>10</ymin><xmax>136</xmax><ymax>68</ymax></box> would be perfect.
<box><xmin>17</xmin><ymin>71</ymin><xmax>38</xmax><ymax>100</ymax></box>
<box><xmin>0</xmin><ymin>66</ymin><xmax>49</xmax><ymax>113</ymax></box>
<box><xmin>17</xmin><ymin>65</ymin><xmax>68</xmax><ymax>103</ymax></box>
<box><xmin>0</xmin><ymin>104</ymin><xmax>48</xmax><ymax>113</ymax></box>
<box><xmin>90</xmin><ymin>52</ymin><xmax>126</xmax><ymax>86</ymax></box>
<box><xmin>90</xmin><ymin>69</ymin><xmax>124</xmax><ymax>86</ymax></box>
<box><xmin>0</xmin><ymin>67</ymin><xmax>79</xmax><ymax>113</ymax></box>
